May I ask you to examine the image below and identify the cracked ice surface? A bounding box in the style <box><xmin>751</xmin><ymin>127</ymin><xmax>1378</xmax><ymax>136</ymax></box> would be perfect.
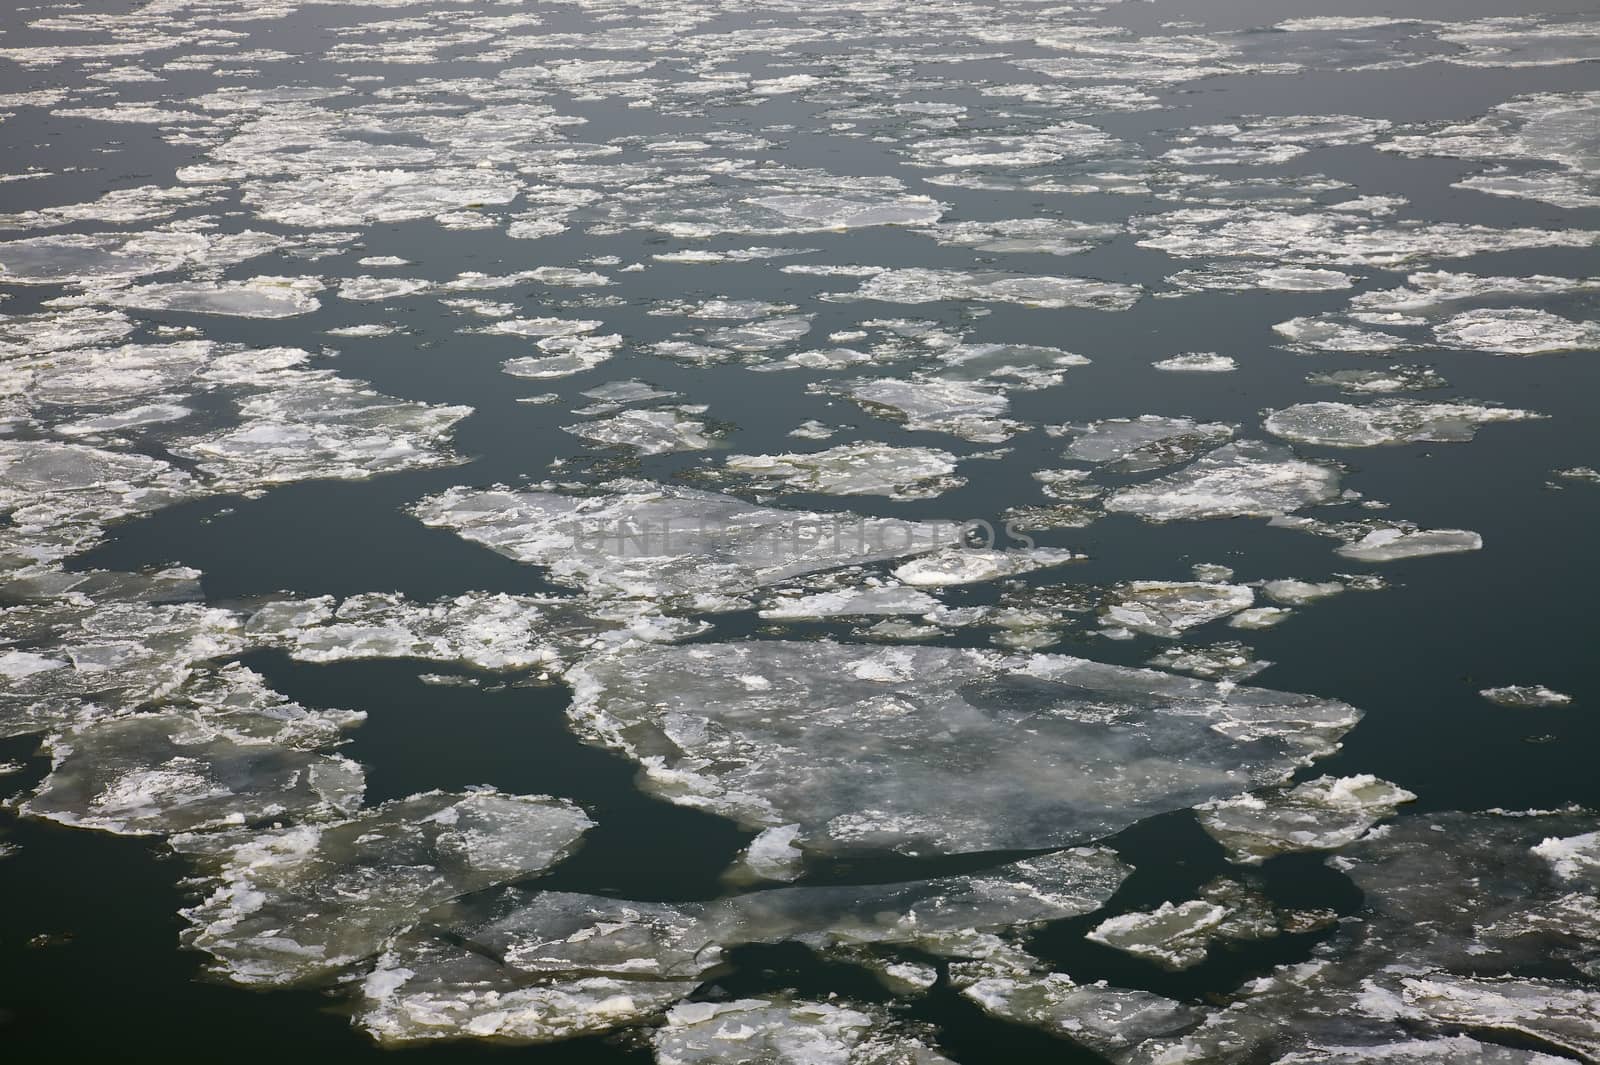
<box><xmin>412</xmin><ymin>481</ymin><xmax>959</xmax><ymax>606</ymax></box>
<box><xmin>174</xmin><ymin>789</ymin><xmax>593</xmax><ymax>987</ymax></box>
<box><xmin>566</xmin><ymin>640</ymin><xmax>1360</xmax><ymax>859</ymax></box>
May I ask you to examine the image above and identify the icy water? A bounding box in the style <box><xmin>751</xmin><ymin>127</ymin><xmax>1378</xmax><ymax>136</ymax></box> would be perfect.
<box><xmin>2</xmin><ymin>0</ymin><xmax>1600</xmax><ymax>1062</ymax></box>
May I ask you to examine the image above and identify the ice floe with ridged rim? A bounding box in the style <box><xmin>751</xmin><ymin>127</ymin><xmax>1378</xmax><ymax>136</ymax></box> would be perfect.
<box><xmin>1153</xmin><ymin>352</ymin><xmax>1237</xmax><ymax>373</ymax></box>
<box><xmin>565</xmin><ymin>408</ymin><xmax>717</xmax><ymax>455</ymax></box>
<box><xmin>1100</xmin><ymin>581</ymin><xmax>1255</xmax><ymax>638</ymax></box>
<box><xmin>830</xmin><ymin>376</ymin><xmax>1017</xmax><ymax>443</ymax></box>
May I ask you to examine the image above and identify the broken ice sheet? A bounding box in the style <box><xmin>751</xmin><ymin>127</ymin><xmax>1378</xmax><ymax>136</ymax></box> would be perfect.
<box><xmin>412</xmin><ymin>481</ymin><xmax>959</xmax><ymax>605</ymax></box>
<box><xmin>758</xmin><ymin>585</ymin><xmax>943</xmax><ymax>621</ymax></box>
<box><xmin>954</xmin><ymin>949</ymin><xmax>1200</xmax><ymax>1059</ymax></box>
<box><xmin>832</xmin><ymin>377</ymin><xmax>1016</xmax><ymax>443</ymax></box>
<box><xmin>1332</xmin><ymin>527</ymin><xmax>1483</xmax><ymax>563</ymax></box>
<box><xmin>91</xmin><ymin>276</ymin><xmax>323</xmax><ymax>318</ymax></box>
<box><xmin>1054</xmin><ymin>416</ymin><xmax>1235</xmax><ymax>473</ymax></box>
<box><xmin>359</xmin><ymin>846</ymin><xmax>1129</xmax><ymax>1045</ymax></box>
<box><xmin>20</xmin><ymin>710</ymin><xmax>364</xmax><ymax>837</ymax></box>
<box><xmin>174</xmin><ymin>789</ymin><xmax>593</xmax><ymax>987</ymax></box>
<box><xmin>832</xmin><ymin>267</ymin><xmax>1142</xmax><ymax>311</ymax></box>
<box><xmin>1434</xmin><ymin>308</ymin><xmax>1600</xmax><ymax>355</ymax></box>
<box><xmin>246</xmin><ymin>592</ymin><xmax>619</xmax><ymax>672</ymax></box>
<box><xmin>653</xmin><ymin>999</ymin><xmax>954</xmax><ymax>1065</ymax></box>
<box><xmin>892</xmin><ymin>547</ymin><xmax>1082</xmax><ymax>587</ymax></box>
<box><xmin>922</xmin><ymin>217</ymin><xmax>1121</xmax><ymax>255</ymax></box>
<box><xmin>566</xmin><ymin>408</ymin><xmax>717</xmax><ymax>456</ymax></box>
<box><xmin>1106</xmin><ymin>441</ymin><xmax>1342</xmax><ymax>522</ymax></box>
<box><xmin>1100</xmin><ymin>581</ymin><xmax>1255</xmax><ymax>639</ymax></box>
<box><xmin>1197</xmin><ymin>775</ymin><xmax>1417</xmax><ymax>865</ymax></box>
<box><xmin>566</xmin><ymin>640</ymin><xmax>1360</xmax><ymax>860</ymax></box>
<box><xmin>1152</xmin><ymin>352</ymin><xmax>1236</xmax><ymax>373</ymax></box>
<box><xmin>719</xmin><ymin>444</ymin><xmax>963</xmax><ymax>500</ymax></box>
<box><xmin>1147</xmin><ymin>641</ymin><xmax>1269</xmax><ymax>681</ymax></box>
<box><xmin>1307</xmin><ymin>366</ymin><xmax>1447</xmax><ymax>394</ymax></box>
<box><xmin>1127</xmin><ymin>809</ymin><xmax>1600</xmax><ymax>1064</ymax></box>
<box><xmin>1479</xmin><ymin>685</ymin><xmax>1574</xmax><ymax>708</ymax></box>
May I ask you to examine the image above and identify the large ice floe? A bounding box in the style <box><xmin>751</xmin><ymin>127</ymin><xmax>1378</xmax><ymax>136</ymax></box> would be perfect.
<box><xmin>413</xmin><ymin>481</ymin><xmax>960</xmax><ymax>606</ymax></box>
<box><xmin>565</xmin><ymin>641</ymin><xmax>1360</xmax><ymax>860</ymax></box>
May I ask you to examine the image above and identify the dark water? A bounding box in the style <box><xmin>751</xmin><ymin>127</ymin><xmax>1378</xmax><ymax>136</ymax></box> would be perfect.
<box><xmin>2</xmin><ymin>0</ymin><xmax>1598</xmax><ymax>1060</ymax></box>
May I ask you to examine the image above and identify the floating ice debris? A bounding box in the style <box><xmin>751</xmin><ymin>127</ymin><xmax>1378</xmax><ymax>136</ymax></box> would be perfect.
<box><xmin>242</xmin><ymin>169</ymin><xmax>522</xmax><ymax>228</ymax></box>
<box><xmin>413</xmin><ymin>482</ymin><xmax>959</xmax><ymax>604</ymax></box>
<box><xmin>566</xmin><ymin>641</ymin><xmax>1360</xmax><ymax>859</ymax></box>
<box><xmin>1087</xmin><ymin>900</ymin><xmax>1229</xmax><ymax>969</ymax></box>
<box><xmin>955</xmin><ymin>953</ymin><xmax>1201</xmax><ymax>1059</ymax></box>
<box><xmin>1380</xmin><ymin>91</ymin><xmax>1600</xmax><ymax>208</ymax></box>
<box><xmin>338</xmin><ymin>276</ymin><xmax>433</xmax><ymax>302</ymax></box>
<box><xmin>1196</xmin><ymin>775</ymin><xmax>1417</xmax><ymax>865</ymax></box>
<box><xmin>93</xmin><ymin>277</ymin><xmax>323</xmax><ymax>318</ymax></box>
<box><xmin>578</xmin><ymin>379</ymin><xmax>678</xmax><ymax>408</ymax></box>
<box><xmin>933</xmin><ymin>342</ymin><xmax>1091</xmax><ymax>390</ymax></box>
<box><xmin>172</xmin><ymin>371</ymin><xmax>472</xmax><ymax>490</ymax></box>
<box><xmin>893</xmin><ymin>548</ymin><xmax>1082</xmax><ymax>588</ymax></box>
<box><xmin>0</xmin><ymin>230</ymin><xmax>288</xmax><ymax>285</ymax></box>
<box><xmin>0</xmin><ymin>306</ymin><xmax>135</xmax><ymax>357</ymax></box>
<box><xmin>1056</xmin><ymin>416</ymin><xmax>1234</xmax><ymax>473</ymax></box>
<box><xmin>1106</xmin><ymin>441</ymin><xmax>1342</xmax><ymax>522</ymax></box>
<box><xmin>1307</xmin><ymin>367</ymin><xmax>1447</xmax><ymax>394</ymax></box>
<box><xmin>1101</xmin><ymin>582</ymin><xmax>1255</xmax><ymax>638</ymax></box>
<box><xmin>836</xmin><ymin>377</ymin><xmax>1015</xmax><ymax>443</ymax></box>
<box><xmin>1124</xmin><ymin>809</ymin><xmax>1600</xmax><ymax>1063</ymax></box>
<box><xmin>1153</xmin><ymin>352</ymin><xmax>1236</xmax><ymax>373</ymax></box>
<box><xmin>752</xmin><ymin>192</ymin><xmax>944</xmax><ymax>230</ymax></box>
<box><xmin>1264</xmin><ymin>400</ymin><xmax>1541</xmax><ymax>447</ymax></box>
<box><xmin>1262</xmin><ymin>580</ymin><xmax>1345</xmax><ymax>606</ymax></box>
<box><xmin>175</xmin><ymin>789</ymin><xmax>593</xmax><ymax>987</ymax></box>
<box><xmin>1166</xmin><ymin>265</ymin><xmax>1356</xmax><ymax>295</ymax></box>
<box><xmin>835</xmin><ymin>268</ymin><xmax>1142</xmax><ymax>311</ymax></box>
<box><xmin>1434</xmin><ymin>308</ymin><xmax>1600</xmax><ymax>355</ymax></box>
<box><xmin>1333</xmin><ymin>527</ymin><xmax>1482</xmax><ymax>563</ymax></box>
<box><xmin>1230</xmin><ymin>607</ymin><xmax>1292</xmax><ymax>630</ymax></box>
<box><xmin>247</xmin><ymin>592</ymin><xmax>614</xmax><ymax>672</ymax></box>
<box><xmin>359</xmin><ymin>877</ymin><xmax>722</xmax><ymax>1045</ymax></box>
<box><xmin>1133</xmin><ymin>204</ymin><xmax>1598</xmax><ymax>268</ymax></box>
<box><xmin>787</xmin><ymin>419</ymin><xmax>837</xmax><ymax>441</ymax></box>
<box><xmin>721</xmin><ymin>444</ymin><xmax>962</xmax><ymax>500</ymax></box>
<box><xmin>653</xmin><ymin>999</ymin><xmax>954</xmax><ymax>1065</ymax></box>
<box><xmin>1163</xmin><ymin>145</ymin><xmax>1308</xmax><ymax>167</ymax></box>
<box><xmin>1554</xmin><ymin>467</ymin><xmax>1600</xmax><ymax>484</ymax></box>
<box><xmin>360</xmin><ymin>846</ymin><xmax>1129</xmax><ymax>1045</ymax></box>
<box><xmin>0</xmin><ymin>440</ymin><xmax>201</xmax><ymax>570</ymax></box>
<box><xmin>1349</xmin><ymin>270</ymin><xmax>1600</xmax><ymax>315</ymax></box>
<box><xmin>1147</xmin><ymin>642</ymin><xmax>1269</xmax><ymax>682</ymax></box>
<box><xmin>20</xmin><ymin>710</ymin><xmax>364</xmax><ymax>837</ymax></box>
<box><xmin>1273</xmin><ymin>315</ymin><xmax>1415</xmax><ymax>355</ymax></box>
<box><xmin>502</xmin><ymin>333</ymin><xmax>623</xmax><ymax>380</ymax></box>
<box><xmin>566</xmin><ymin>409</ymin><xmax>716</xmax><ymax>456</ymax></box>
<box><xmin>923</xmin><ymin>217</ymin><xmax>1121</xmax><ymax>255</ymax></box>
<box><xmin>1395</xmin><ymin>974</ymin><xmax>1600</xmax><ymax>1063</ymax></box>
<box><xmin>1480</xmin><ymin>686</ymin><xmax>1574</xmax><ymax>709</ymax></box>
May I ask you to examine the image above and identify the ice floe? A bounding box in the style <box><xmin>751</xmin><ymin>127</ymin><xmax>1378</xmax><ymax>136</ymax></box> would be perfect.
<box><xmin>566</xmin><ymin>640</ymin><xmax>1360</xmax><ymax>859</ymax></box>
<box><xmin>1106</xmin><ymin>441</ymin><xmax>1342</xmax><ymax>522</ymax></box>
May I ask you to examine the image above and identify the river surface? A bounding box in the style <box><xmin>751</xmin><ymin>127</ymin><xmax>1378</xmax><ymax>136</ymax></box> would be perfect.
<box><xmin>2</xmin><ymin>1</ymin><xmax>1598</xmax><ymax>1062</ymax></box>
